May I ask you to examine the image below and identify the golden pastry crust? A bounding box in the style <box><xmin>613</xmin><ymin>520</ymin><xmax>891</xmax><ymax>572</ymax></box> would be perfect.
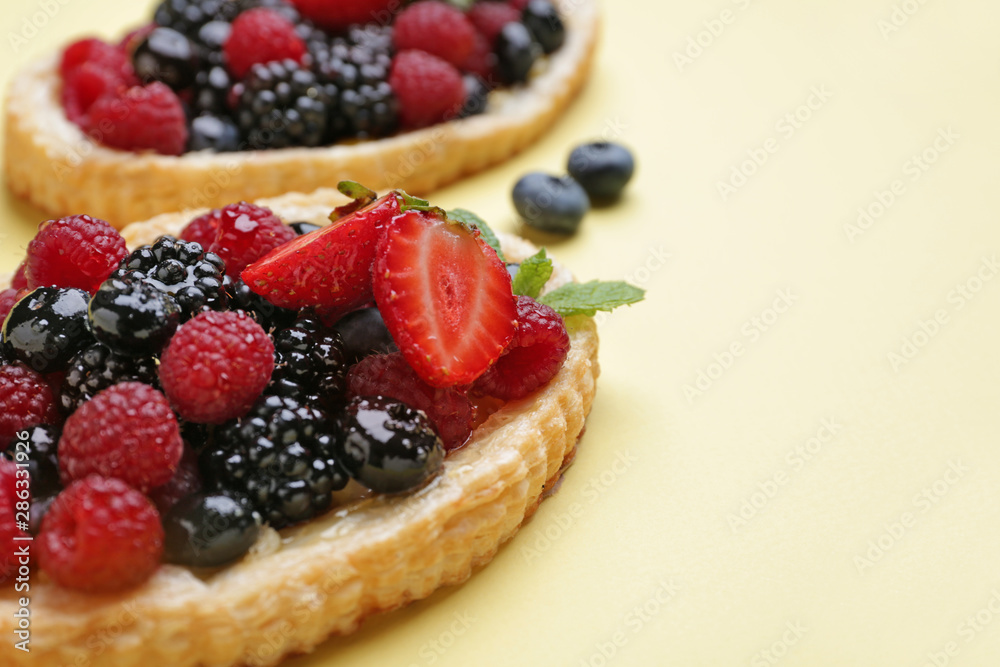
<box><xmin>0</xmin><ymin>189</ymin><xmax>600</xmax><ymax>667</ymax></box>
<box><xmin>3</xmin><ymin>0</ymin><xmax>599</xmax><ymax>228</ymax></box>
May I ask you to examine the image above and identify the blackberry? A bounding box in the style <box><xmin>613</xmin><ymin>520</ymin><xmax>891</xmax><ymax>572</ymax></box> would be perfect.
<box><xmin>132</xmin><ymin>27</ymin><xmax>201</xmax><ymax>90</ymax></box>
<box><xmin>3</xmin><ymin>424</ymin><xmax>61</xmax><ymax>498</ymax></box>
<box><xmin>60</xmin><ymin>343</ymin><xmax>159</xmax><ymax>415</ymax></box>
<box><xmin>335</xmin><ymin>396</ymin><xmax>444</xmax><ymax>494</ymax></box>
<box><xmin>153</xmin><ymin>0</ymin><xmax>239</xmax><ymax>42</ymax></box>
<box><xmin>224</xmin><ymin>276</ymin><xmax>298</xmax><ymax>331</ymax></box>
<box><xmin>89</xmin><ymin>277</ymin><xmax>181</xmax><ymax>355</ymax></box>
<box><xmin>311</xmin><ymin>27</ymin><xmax>398</xmax><ymax>140</ymax></box>
<box><xmin>1</xmin><ymin>287</ymin><xmax>94</xmax><ymax>373</ymax></box>
<box><xmin>269</xmin><ymin>317</ymin><xmax>347</xmax><ymax>409</ymax></box>
<box><xmin>190</xmin><ymin>65</ymin><xmax>233</xmax><ymax>116</ymax></box>
<box><xmin>163</xmin><ymin>492</ymin><xmax>261</xmax><ymax>567</ymax></box>
<box><xmin>188</xmin><ymin>113</ymin><xmax>242</xmax><ymax>152</ymax></box>
<box><xmin>235</xmin><ymin>59</ymin><xmax>333</xmax><ymax>149</ymax></box>
<box><xmin>113</xmin><ymin>236</ymin><xmax>227</xmax><ymax>320</ymax></box>
<box><xmin>202</xmin><ymin>395</ymin><xmax>348</xmax><ymax>529</ymax></box>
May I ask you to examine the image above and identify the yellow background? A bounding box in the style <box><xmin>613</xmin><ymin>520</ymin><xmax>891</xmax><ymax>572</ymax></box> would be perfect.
<box><xmin>3</xmin><ymin>0</ymin><xmax>1000</xmax><ymax>665</ymax></box>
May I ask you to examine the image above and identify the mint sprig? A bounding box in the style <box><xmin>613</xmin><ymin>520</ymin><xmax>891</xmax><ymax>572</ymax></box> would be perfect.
<box><xmin>538</xmin><ymin>281</ymin><xmax>646</xmax><ymax>317</ymax></box>
<box><xmin>448</xmin><ymin>208</ymin><xmax>505</xmax><ymax>262</ymax></box>
<box><xmin>511</xmin><ymin>249</ymin><xmax>553</xmax><ymax>299</ymax></box>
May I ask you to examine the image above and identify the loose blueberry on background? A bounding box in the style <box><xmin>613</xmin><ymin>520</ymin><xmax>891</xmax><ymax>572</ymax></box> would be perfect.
<box><xmin>522</xmin><ymin>0</ymin><xmax>566</xmax><ymax>54</ymax></box>
<box><xmin>2</xmin><ymin>287</ymin><xmax>94</xmax><ymax>373</ymax></box>
<box><xmin>162</xmin><ymin>492</ymin><xmax>261</xmax><ymax>568</ymax></box>
<box><xmin>89</xmin><ymin>278</ymin><xmax>181</xmax><ymax>355</ymax></box>
<box><xmin>495</xmin><ymin>22</ymin><xmax>542</xmax><ymax>85</ymax></box>
<box><xmin>512</xmin><ymin>172</ymin><xmax>590</xmax><ymax>234</ymax></box>
<box><xmin>567</xmin><ymin>141</ymin><xmax>636</xmax><ymax>202</ymax></box>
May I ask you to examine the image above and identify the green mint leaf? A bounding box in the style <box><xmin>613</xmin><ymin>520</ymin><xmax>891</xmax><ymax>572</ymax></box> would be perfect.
<box><xmin>539</xmin><ymin>280</ymin><xmax>646</xmax><ymax>317</ymax></box>
<box><xmin>448</xmin><ymin>208</ymin><xmax>505</xmax><ymax>262</ymax></box>
<box><xmin>511</xmin><ymin>249</ymin><xmax>553</xmax><ymax>299</ymax></box>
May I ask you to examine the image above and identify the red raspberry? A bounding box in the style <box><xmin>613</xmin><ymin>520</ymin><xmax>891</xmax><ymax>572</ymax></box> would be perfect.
<box><xmin>389</xmin><ymin>50</ymin><xmax>467</xmax><ymax>129</ymax></box>
<box><xmin>0</xmin><ymin>459</ymin><xmax>30</xmax><ymax>583</ymax></box>
<box><xmin>0</xmin><ymin>364</ymin><xmax>61</xmax><ymax>448</ymax></box>
<box><xmin>474</xmin><ymin>296</ymin><xmax>569</xmax><ymax>400</ymax></box>
<box><xmin>24</xmin><ymin>214</ymin><xmax>128</xmax><ymax>294</ymax></box>
<box><xmin>38</xmin><ymin>475</ymin><xmax>163</xmax><ymax>593</ymax></box>
<box><xmin>62</xmin><ymin>62</ymin><xmax>129</xmax><ymax>126</ymax></box>
<box><xmin>87</xmin><ymin>83</ymin><xmax>188</xmax><ymax>156</ymax></box>
<box><xmin>347</xmin><ymin>353</ymin><xmax>475</xmax><ymax>451</ymax></box>
<box><xmin>147</xmin><ymin>444</ymin><xmax>202</xmax><ymax>516</ymax></box>
<box><xmin>60</xmin><ymin>38</ymin><xmax>134</xmax><ymax>82</ymax></box>
<box><xmin>0</xmin><ymin>288</ymin><xmax>19</xmax><ymax>324</ymax></box>
<box><xmin>179</xmin><ymin>208</ymin><xmax>222</xmax><ymax>250</ymax></box>
<box><xmin>394</xmin><ymin>1</ymin><xmax>477</xmax><ymax>67</ymax></box>
<box><xmin>461</xmin><ymin>31</ymin><xmax>498</xmax><ymax>80</ymax></box>
<box><xmin>468</xmin><ymin>2</ymin><xmax>521</xmax><ymax>45</ymax></box>
<box><xmin>10</xmin><ymin>261</ymin><xmax>27</xmax><ymax>290</ymax></box>
<box><xmin>159</xmin><ymin>311</ymin><xmax>275</xmax><ymax>424</ymax></box>
<box><xmin>59</xmin><ymin>383</ymin><xmax>183</xmax><ymax>492</ymax></box>
<box><xmin>206</xmin><ymin>202</ymin><xmax>297</xmax><ymax>277</ymax></box>
<box><xmin>224</xmin><ymin>9</ymin><xmax>306</xmax><ymax>79</ymax></box>
<box><xmin>290</xmin><ymin>0</ymin><xmax>398</xmax><ymax>31</ymax></box>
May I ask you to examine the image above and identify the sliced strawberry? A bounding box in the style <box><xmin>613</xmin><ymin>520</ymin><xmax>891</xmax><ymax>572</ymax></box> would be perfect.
<box><xmin>373</xmin><ymin>209</ymin><xmax>517</xmax><ymax>388</ymax></box>
<box><xmin>241</xmin><ymin>192</ymin><xmax>401</xmax><ymax>311</ymax></box>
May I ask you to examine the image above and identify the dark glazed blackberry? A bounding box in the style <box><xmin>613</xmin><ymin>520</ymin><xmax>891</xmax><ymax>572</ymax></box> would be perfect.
<box><xmin>224</xmin><ymin>277</ymin><xmax>298</xmax><ymax>331</ymax></box>
<box><xmin>269</xmin><ymin>317</ymin><xmax>347</xmax><ymax>409</ymax></box>
<box><xmin>162</xmin><ymin>492</ymin><xmax>261</xmax><ymax>567</ymax></box>
<box><xmin>3</xmin><ymin>424</ymin><xmax>61</xmax><ymax>498</ymax></box>
<box><xmin>153</xmin><ymin>0</ymin><xmax>241</xmax><ymax>41</ymax></box>
<box><xmin>235</xmin><ymin>59</ymin><xmax>333</xmax><ymax>149</ymax></box>
<box><xmin>202</xmin><ymin>395</ymin><xmax>348</xmax><ymax>529</ymax></box>
<box><xmin>113</xmin><ymin>236</ymin><xmax>227</xmax><ymax>320</ymax></box>
<box><xmin>190</xmin><ymin>65</ymin><xmax>233</xmax><ymax>117</ymax></box>
<box><xmin>89</xmin><ymin>277</ymin><xmax>181</xmax><ymax>355</ymax></box>
<box><xmin>132</xmin><ymin>27</ymin><xmax>201</xmax><ymax>90</ymax></box>
<box><xmin>1</xmin><ymin>287</ymin><xmax>94</xmax><ymax>373</ymax></box>
<box><xmin>60</xmin><ymin>343</ymin><xmax>159</xmax><ymax>415</ymax></box>
<box><xmin>336</xmin><ymin>396</ymin><xmax>444</xmax><ymax>494</ymax></box>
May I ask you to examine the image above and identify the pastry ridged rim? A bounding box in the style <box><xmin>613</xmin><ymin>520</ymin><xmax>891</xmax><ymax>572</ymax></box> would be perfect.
<box><xmin>0</xmin><ymin>188</ymin><xmax>600</xmax><ymax>667</ymax></box>
<box><xmin>2</xmin><ymin>0</ymin><xmax>599</xmax><ymax>228</ymax></box>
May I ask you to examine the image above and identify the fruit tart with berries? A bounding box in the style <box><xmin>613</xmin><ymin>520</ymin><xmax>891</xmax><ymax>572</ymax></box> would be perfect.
<box><xmin>0</xmin><ymin>183</ymin><xmax>641</xmax><ymax>666</ymax></box>
<box><xmin>4</xmin><ymin>0</ymin><xmax>599</xmax><ymax>227</ymax></box>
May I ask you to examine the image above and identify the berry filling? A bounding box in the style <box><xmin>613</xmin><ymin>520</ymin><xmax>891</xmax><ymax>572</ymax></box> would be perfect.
<box><xmin>56</xmin><ymin>0</ymin><xmax>569</xmax><ymax>155</ymax></box>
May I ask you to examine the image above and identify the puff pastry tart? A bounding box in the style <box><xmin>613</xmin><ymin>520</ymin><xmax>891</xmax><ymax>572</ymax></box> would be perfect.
<box><xmin>3</xmin><ymin>0</ymin><xmax>599</xmax><ymax>227</ymax></box>
<box><xmin>0</xmin><ymin>184</ymin><xmax>646</xmax><ymax>666</ymax></box>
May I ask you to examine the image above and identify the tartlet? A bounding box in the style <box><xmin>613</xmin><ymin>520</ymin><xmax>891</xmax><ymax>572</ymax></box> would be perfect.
<box><xmin>3</xmin><ymin>0</ymin><xmax>599</xmax><ymax>228</ymax></box>
<box><xmin>0</xmin><ymin>188</ymin><xmax>599</xmax><ymax>666</ymax></box>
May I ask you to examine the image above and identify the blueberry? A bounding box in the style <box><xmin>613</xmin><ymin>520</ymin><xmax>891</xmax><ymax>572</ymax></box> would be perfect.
<box><xmin>132</xmin><ymin>27</ymin><xmax>200</xmax><ymax>90</ymax></box>
<box><xmin>289</xmin><ymin>221</ymin><xmax>322</xmax><ymax>236</ymax></box>
<box><xmin>162</xmin><ymin>492</ymin><xmax>261</xmax><ymax>568</ymax></box>
<box><xmin>331</xmin><ymin>306</ymin><xmax>397</xmax><ymax>364</ymax></box>
<box><xmin>458</xmin><ymin>74</ymin><xmax>491</xmax><ymax>118</ymax></box>
<box><xmin>187</xmin><ymin>114</ymin><xmax>242</xmax><ymax>153</ymax></box>
<box><xmin>522</xmin><ymin>0</ymin><xmax>566</xmax><ymax>54</ymax></box>
<box><xmin>567</xmin><ymin>142</ymin><xmax>635</xmax><ymax>201</ymax></box>
<box><xmin>89</xmin><ymin>278</ymin><xmax>181</xmax><ymax>355</ymax></box>
<box><xmin>512</xmin><ymin>172</ymin><xmax>589</xmax><ymax>234</ymax></box>
<box><xmin>336</xmin><ymin>397</ymin><xmax>444</xmax><ymax>494</ymax></box>
<box><xmin>2</xmin><ymin>287</ymin><xmax>94</xmax><ymax>373</ymax></box>
<box><xmin>495</xmin><ymin>22</ymin><xmax>542</xmax><ymax>85</ymax></box>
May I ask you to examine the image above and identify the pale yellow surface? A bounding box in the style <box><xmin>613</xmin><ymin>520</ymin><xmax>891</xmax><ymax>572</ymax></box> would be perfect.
<box><xmin>2</xmin><ymin>1</ymin><xmax>999</xmax><ymax>665</ymax></box>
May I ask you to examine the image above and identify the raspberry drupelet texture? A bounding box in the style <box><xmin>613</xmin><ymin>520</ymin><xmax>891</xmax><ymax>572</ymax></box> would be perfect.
<box><xmin>0</xmin><ymin>459</ymin><xmax>29</xmax><ymax>583</ymax></box>
<box><xmin>0</xmin><ymin>288</ymin><xmax>19</xmax><ymax>324</ymax></box>
<box><xmin>180</xmin><ymin>208</ymin><xmax>223</xmax><ymax>249</ymax></box>
<box><xmin>392</xmin><ymin>1</ymin><xmax>476</xmax><ymax>67</ymax></box>
<box><xmin>159</xmin><ymin>310</ymin><xmax>275</xmax><ymax>424</ymax></box>
<box><xmin>38</xmin><ymin>475</ymin><xmax>164</xmax><ymax>593</ymax></box>
<box><xmin>474</xmin><ymin>295</ymin><xmax>570</xmax><ymax>400</ymax></box>
<box><xmin>290</xmin><ymin>0</ymin><xmax>398</xmax><ymax>31</ymax></box>
<box><xmin>389</xmin><ymin>50</ymin><xmax>466</xmax><ymax>129</ymax></box>
<box><xmin>87</xmin><ymin>82</ymin><xmax>189</xmax><ymax>156</ymax></box>
<box><xmin>346</xmin><ymin>352</ymin><xmax>475</xmax><ymax>451</ymax></box>
<box><xmin>59</xmin><ymin>382</ymin><xmax>184</xmax><ymax>492</ymax></box>
<box><xmin>0</xmin><ymin>364</ymin><xmax>61</xmax><ymax>448</ymax></box>
<box><xmin>206</xmin><ymin>202</ymin><xmax>297</xmax><ymax>277</ymax></box>
<box><xmin>24</xmin><ymin>214</ymin><xmax>128</xmax><ymax>293</ymax></box>
<box><xmin>224</xmin><ymin>8</ymin><xmax>307</xmax><ymax>79</ymax></box>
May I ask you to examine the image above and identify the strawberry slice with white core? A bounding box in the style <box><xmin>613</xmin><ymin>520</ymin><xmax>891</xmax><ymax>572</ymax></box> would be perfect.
<box><xmin>241</xmin><ymin>192</ymin><xmax>400</xmax><ymax>311</ymax></box>
<box><xmin>374</xmin><ymin>209</ymin><xmax>518</xmax><ymax>388</ymax></box>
